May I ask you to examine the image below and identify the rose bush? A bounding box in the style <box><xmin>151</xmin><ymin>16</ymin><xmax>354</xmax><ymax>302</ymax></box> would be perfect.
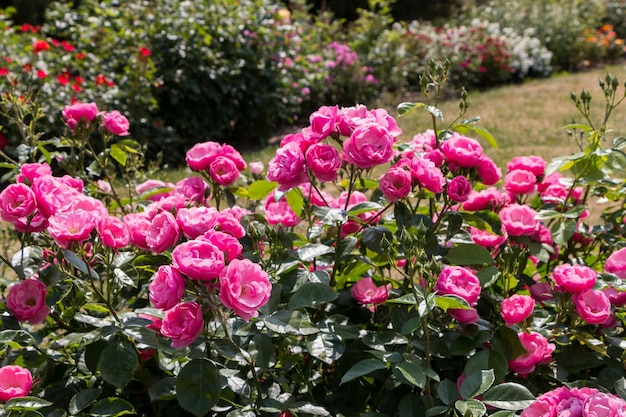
<box><xmin>3</xmin><ymin>62</ymin><xmax>626</xmax><ymax>417</ymax></box>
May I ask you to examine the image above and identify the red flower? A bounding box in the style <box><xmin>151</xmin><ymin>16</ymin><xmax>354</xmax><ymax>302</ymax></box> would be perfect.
<box><xmin>0</xmin><ymin>68</ymin><xmax>8</xmax><ymax>77</ymax></box>
<box><xmin>57</xmin><ymin>72</ymin><xmax>71</xmax><ymax>85</ymax></box>
<box><xmin>74</xmin><ymin>52</ymin><xmax>86</xmax><ymax>60</ymax></box>
<box><xmin>72</xmin><ymin>83</ymin><xmax>82</xmax><ymax>93</ymax></box>
<box><xmin>33</xmin><ymin>40</ymin><xmax>50</xmax><ymax>54</ymax></box>
<box><xmin>95</xmin><ymin>74</ymin><xmax>115</xmax><ymax>87</ymax></box>
<box><xmin>0</xmin><ymin>133</ymin><xmax>8</xmax><ymax>149</ymax></box>
<box><xmin>73</xmin><ymin>75</ymin><xmax>85</xmax><ymax>84</ymax></box>
<box><xmin>139</xmin><ymin>47</ymin><xmax>151</xmax><ymax>57</ymax></box>
<box><xmin>62</xmin><ymin>41</ymin><xmax>75</xmax><ymax>52</ymax></box>
<box><xmin>51</xmin><ymin>39</ymin><xmax>61</xmax><ymax>47</ymax></box>
<box><xmin>22</xmin><ymin>64</ymin><xmax>32</xmax><ymax>73</ymax></box>
<box><xmin>36</xmin><ymin>70</ymin><xmax>48</xmax><ymax>79</ymax></box>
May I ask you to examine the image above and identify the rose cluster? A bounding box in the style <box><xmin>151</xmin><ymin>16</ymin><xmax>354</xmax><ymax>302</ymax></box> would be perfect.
<box><xmin>62</xmin><ymin>102</ymin><xmax>130</xmax><ymax>136</ymax></box>
<box><xmin>521</xmin><ymin>386</ymin><xmax>626</xmax><ymax>417</ymax></box>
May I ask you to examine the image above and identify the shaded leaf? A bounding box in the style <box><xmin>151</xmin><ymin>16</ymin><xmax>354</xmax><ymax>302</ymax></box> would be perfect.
<box><xmin>340</xmin><ymin>358</ymin><xmax>387</xmax><ymax>385</ymax></box>
<box><xmin>176</xmin><ymin>359</ymin><xmax>221</xmax><ymax>417</ymax></box>
<box><xmin>99</xmin><ymin>338</ymin><xmax>138</xmax><ymax>389</ymax></box>
<box><xmin>69</xmin><ymin>389</ymin><xmax>102</xmax><ymax>414</ymax></box>
<box><xmin>446</xmin><ymin>244</ymin><xmax>493</xmax><ymax>266</ymax></box>
<box><xmin>289</xmin><ymin>283</ymin><xmax>337</xmax><ymax>309</ymax></box>
<box><xmin>482</xmin><ymin>383</ymin><xmax>535</xmax><ymax>410</ymax></box>
<box><xmin>90</xmin><ymin>397</ymin><xmax>135</xmax><ymax>416</ymax></box>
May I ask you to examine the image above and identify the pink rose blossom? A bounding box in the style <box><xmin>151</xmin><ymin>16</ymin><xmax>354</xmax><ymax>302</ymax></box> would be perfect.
<box><xmin>411</xmin><ymin>157</ymin><xmax>445</xmax><ymax>194</ymax></box>
<box><xmin>209</xmin><ymin>156</ymin><xmax>240</xmax><ymax>185</ymax></box>
<box><xmin>214</xmin><ymin>211</ymin><xmax>246</xmax><ymax>238</ymax></box>
<box><xmin>475</xmin><ymin>155</ymin><xmax>502</xmax><ymax>185</ymax></box>
<box><xmin>219</xmin><ymin>144</ymin><xmax>246</xmax><ymax>171</ymax></box>
<box><xmin>509</xmin><ymin>331</ymin><xmax>555</xmax><ymax>377</ymax></box>
<box><xmin>530</xmin><ymin>281</ymin><xmax>553</xmax><ymax>303</ymax></box>
<box><xmin>6</xmin><ymin>278</ymin><xmax>50</xmax><ymax>324</ymax></box>
<box><xmin>507</xmin><ymin>155</ymin><xmax>546</xmax><ymax>177</ymax></box>
<box><xmin>31</xmin><ymin>175</ymin><xmax>76</xmax><ymax>218</ymax></box>
<box><xmin>249</xmin><ymin>161</ymin><xmax>264</xmax><ymax>175</ymax></box>
<box><xmin>583</xmin><ymin>392</ymin><xmax>626</xmax><ymax>417</ymax></box>
<box><xmin>161</xmin><ymin>301</ymin><xmax>204</xmax><ymax>348</ymax></box>
<box><xmin>0</xmin><ymin>183</ymin><xmax>37</xmax><ymax>223</ymax></box>
<box><xmin>603</xmin><ymin>286</ymin><xmax>626</xmax><ymax>307</ymax></box>
<box><xmin>501</xmin><ymin>294</ymin><xmax>535</xmax><ymax>326</ymax></box>
<box><xmin>302</xmin><ymin>105</ymin><xmax>339</xmax><ymax>141</ymax></box>
<box><xmin>333</xmin><ymin>190</ymin><xmax>367</xmax><ymax>209</ymax></box>
<box><xmin>123</xmin><ymin>212</ymin><xmax>152</xmax><ymax>250</ymax></box>
<box><xmin>266</xmin><ymin>141</ymin><xmax>309</xmax><ymax>191</ymax></box>
<box><xmin>572</xmin><ymin>289</ymin><xmax>611</xmax><ymax>325</ymax></box>
<box><xmin>440</xmin><ymin>133</ymin><xmax>483</xmax><ymax>168</ymax></box>
<box><xmin>0</xmin><ymin>365</ymin><xmax>33</xmax><ymax>402</ymax></box>
<box><xmin>176</xmin><ymin>206</ymin><xmax>218</xmax><ymax>239</ymax></box>
<box><xmin>551</xmin><ymin>264</ymin><xmax>597</xmax><ymax>293</ymax></box>
<box><xmin>449</xmin><ymin>307</ymin><xmax>480</xmax><ymax>324</ymax></box>
<box><xmin>447</xmin><ymin>176</ymin><xmax>472</xmax><ymax>203</ymax></box>
<box><xmin>499</xmin><ymin>203</ymin><xmax>540</xmax><ymax>236</ymax></box>
<box><xmin>96</xmin><ymin>216</ymin><xmax>130</xmax><ymax>249</ymax></box>
<box><xmin>185</xmin><ymin>141</ymin><xmax>222</xmax><ymax>171</ymax></box>
<box><xmin>174</xmin><ymin>176</ymin><xmax>209</xmax><ymax>204</ymax></box>
<box><xmin>102</xmin><ymin>110</ymin><xmax>130</xmax><ymax>136</ymax></box>
<box><xmin>201</xmin><ymin>229</ymin><xmax>243</xmax><ymax>262</ymax></box>
<box><xmin>412</xmin><ymin>130</ymin><xmax>437</xmax><ymax>152</ymax></box>
<box><xmin>351</xmin><ymin>277</ymin><xmax>390</xmax><ymax>311</ymax></box>
<box><xmin>520</xmin><ymin>386</ymin><xmax>570</xmax><ymax>417</ymax></box>
<box><xmin>605</xmin><ymin>247</ymin><xmax>626</xmax><ymax>279</ymax></box>
<box><xmin>379</xmin><ymin>167</ymin><xmax>412</xmax><ymax>202</ymax></box>
<box><xmin>47</xmin><ymin>210</ymin><xmax>96</xmax><ymax>248</ymax></box>
<box><xmin>62</xmin><ymin>102</ymin><xmax>98</xmax><ymax>130</ymax></box>
<box><xmin>462</xmin><ymin>187</ymin><xmax>507</xmax><ymax>211</ymax></box>
<box><xmin>370</xmin><ymin>108</ymin><xmax>402</xmax><ymax>137</ymax></box>
<box><xmin>146</xmin><ymin>211</ymin><xmax>181</xmax><ymax>253</ymax></box>
<box><xmin>65</xmin><ymin>194</ymin><xmax>107</xmax><ymax>218</ymax></box>
<box><xmin>434</xmin><ymin>266</ymin><xmax>481</xmax><ymax>305</ymax></box>
<box><xmin>265</xmin><ymin>191</ymin><xmax>301</xmax><ymax>227</ymax></box>
<box><xmin>16</xmin><ymin>162</ymin><xmax>52</xmax><ymax>184</ymax></box>
<box><xmin>470</xmin><ymin>227</ymin><xmax>507</xmax><ymax>248</ymax></box>
<box><xmin>299</xmin><ymin>183</ymin><xmax>332</xmax><ymax>207</ymax></box>
<box><xmin>149</xmin><ymin>265</ymin><xmax>186</xmax><ymax>310</ymax></box>
<box><xmin>13</xmin><ymin>212</ymin><xmax>48</xmax><ymax>233</ymax></box>
<box><xmin>172</xmin><ymin>239</ymin><xmax>225</xmax><ymax>280</ymax></box>
<box><xmin>305</xmin><ymin>142</ymin><xmax>341</xmax><ymax>182</ymax></box>
<box><xmin>342</xmin><ymin>122</ymin><xmax>394</xmax><ymax>169</ymax></box>
<box><xmin>219</xmin><ymin>259</ymin><xmax>272</xmax><ymax>320</ymax></box>
<box><xmin>504</xmin><ymin>169</ymin><xmax>537</xmax><ymax>195</ymax></box>
<box><xmin>136</xmin><ymin>179</ymin><xmax>174</xmax><ymax>201</ymax></box>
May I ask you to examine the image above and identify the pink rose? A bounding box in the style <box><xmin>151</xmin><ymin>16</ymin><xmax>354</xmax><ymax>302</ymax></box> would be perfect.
<box><xmin>149</xmin><ymin>265</ymin><xmax>186</xmax><ymax>310</ymax></box>
<box><xmin>379</xmin><ymin>167</ymin><xmax>412</xmax><ymax>202</ymax></box>
<box><xmin>583</xmin><ymin>392</ymin><xmax>626</xmax><ymax>417</ymax></box>
<box><xmin>572</xmin><ymin>289</ymin><xmax>611</xmax><ymax>325</ymax></box>
<box><xmin>102</xmin><ymin>110</ymin><xmax>130</xmax><ymax>136</ymax></box>
<box><xmin>172</xmin><ymin>239</ymin><xmax>225</xmax><ymax>280</ymax></box>
<box><xmin>31</xmin><ymin>175</ymin><xmax>76</xmax><ymax>218</ymax></box>
<box><xmin>266</xmin><ymin>141</ymin><xmax>309</xmax><ymax>191</ymax></box>
<box><xmin>520</xmin><ymin>386</ymin><xmax>571</xmax><ymax>417</ymax></box>
<box><xmin>462</xmin><ymin>187</ymin><xmax>507</xmax><ymax>211</ymax></box>
<box><xmin>509</xmin><ymin>331</ymin><xmax>555</xmax><ymax>377</ymax></box>
<box><xmin>369</xmin><ymin>108</ymin><xmax>402</xmax><ymax>138</ymax></box>
<box><xmin>342</xmin><ymin>122</ymin><xmax>394</xmax><ymax>169</ymax></box>
<box><xmin>305</xmin><ymin>142</ymin><xmax>341</xmax><ymax>182</ymax></box>
<box><xmin>351</xmin><ymin>277</ymin><xmax>390</xmax><ymax>311</ymax></box>
<box><xmin>214</xmin><ymin>211</ymin><xmax>246</xmax><ymax>238</ymax></box>
<box><xmin>434</xmin><ymin>266</ymin><xmax>481</xmax><ymax>305</ymax></box>
<box><xmin>529</xmin><ymin>281</ymin><xmax>553</xmax><ymax>303</ymax></box>
<box><xmin>146</xmin><ymin>211</ymin><xmax>181</xmax><ymax>253</ymax></box>
<box><xmin>176</xmin><ymin>206</ymin><xmax>218</xmax><ymax>240</ymax></box>
<box><xmin>440</xmin><ymin>133</ymin><xmax>483</xmax><ymax>168</ymax></box>
<box><xmin>551</xmin><ymin>264</ymin><xmax>597</xmax><ymax>293</ymax></box>
<box><xmin>219</xmin><ymin>259</ymin><xmax>272</xmax><ymax>320</ymax></box>
<box><xmin>161</xmin><ymin>301</ymin><xmax>204</xmax><ymax>348</ymax></box>
<box><xmin>605</xmin><ymin>247</ymin><xmax>626</xmax><ymax>279</ymax></box>
<box><xmin>299</xmin><ymin>183</ymin><xmax>332</xmax><ymax>207</ymax></box>
<box><xmin>265</xmin><ymin>191</ymin><xmax>301</xmax><ymax>227</ymax></box>
<box><xmin>0</xmin><ymin>365</ymin><xmax>32</xmax><ymax>402</ymax></box>
<box><xmin>499</xmin><ymin>203</ymin><xmax>540</xmax><ymax>236</ymax></box>
<box><xmin>449</xmin><ymin>307</ymin><xmax>480</xmax><ymax>324</ymax></box>
<box><xmin>470</xmin><ymin>227</ymin><xmax>507</xmax><ymax>248</ymax></box>
<box><xmin>507</xmin><ymin>155</ymin><xmax>546</xmax><ymax>177</ymax></box>
<box><xmin>96</xmin><ymin>216</ymin><xmax>129</xmax><ymax>249</ymax></box>
<box><xmin>219</xmin><ymin>144</ymin><xmax>246</xmax><ymax>171</ymax></box>
<box><xmin>447</xmin><ymin>176</ymin><xmax>472</xmax><ymax>203</ymax></box>
<box><xmin>175</xmin><ymin>176</ymin><xmax>209</xmax><ymax>204</ymax></box>
<box><xmin>504</xmin><ymin>169</ymin><xmax>537</xmax><ymax>195</ymax></box>
<box><xmin>412</xmin><ymin>130</ymin><xmax>437</xmax><ymax>152</ymax></box>
<box><xmin>603</xmin><ymin>286</ymin><xmax>626</xmax><ymax>307</ymax></box>
<box><xmin>501</xmin><ymin>294</ymin><xmax>535</xmax><ymax>326</ymax></box>
<box><xmin>123</xmin><ymin>212</ymin><xmax>152</xmax><ymax>250</ymax></box>
<box><xmin>0</xmin><ymin>183</ymin><xmax>37</xmax><ymax>223</ymax></box>
<box><xmin>249</xmin><ymin>161</ymin><xmax>264</xmax><ymax>175</ymax></box>
<box><xmin>62</xmin><ymin>102</ymin><xmax>98</xmax><ymax>130</ymax></box>
<box><xmin>411</xmin><ymin>157</ymin><xmax>445</xmax><ymax>194</ymax></box>
<box><xmin>14</xmin><ymin>212</ymin><xmax>48</xmax><ymax>233</ymax></box>
<box><xmin>135</xmin><ymin>179</ymin><xmax>174</xmax><ymax>201</ymax></box>
<box><xmin>200</xmin><ymin>229</ymin><xmax>243</xmax><ymax>262</ymax></box>
<box><xmin>185</xmin><ymin>141</ymin><xmax>222</xmax><ymax>171</ymax></box>
<box><xmin>209</xmin><ymin>156</ymin><xmax>240</xmax><ymax>186</ymax></box>
<box><xmin>16</xmin><ymin>162</ymin><xmax>52</xmax><ymax>185</ymax></box>
<box><xmin>302</xmin><ymin>105</ymin><xmax>339</xmax><ymax>141</ymax></box>
<box><xmin>6</xmin><ymin>278</ymin><xmax>50</xmax><ymax>324</ymax></box>
<box><xmin>47</xmin><ymin>210</ymin><xmax>96</xmax><ymax>248</ymax></box>
<box><xmin>476</xmin><ymin>155</ymin><xmax>502</xmax><ymax>185</ymax></box>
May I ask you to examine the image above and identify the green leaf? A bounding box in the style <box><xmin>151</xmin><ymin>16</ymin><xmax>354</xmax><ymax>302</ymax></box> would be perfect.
<box><xmin>296</xmin><ymin>243</ymin><xmax>334</xmax><ymax>262</ymax></box>
<box><xmin>247</xmin><ymin>179</ymin><xmax>278</xmax><ymax>200</ymax></box>
<box><xmin>387</xmin><ymin>294</ymin><xmax>417</xmax><ymax>305</ymax></box>
<box><xmin>395</xmin><ymin>361</ymin><xmax>426</xmax><ymax>388</ymax></box>
<box><xmin>5</xmin><ymin>397</ymin><xmax>53</xmax><ymax>410</ymax></box>
<box><xmin>455</xmin><ymin>399</ymin><xmax>487</xmax><ymax>417</ymax></box>
<box><xmin>446</xmin><ymin>244</ymin><xmax>493</xmax><ymax>266</ymax></box>
<box><xmin>348</xmin><ymin>202</ymin><xmax>383</xmax><ymax>215</ymax></box>
<box><xmin>615</xmin><ymin>377</ymin><xmax>626</xmax><ymax>401</ymax></box>
<box><xmin>397</xmin><ymin>101</ymin><xmax>425</xmax><ymax>116</ymax></box>
<box><xmin>460</xmin><ymin>369</ymin><xmax>495</xmax><ymax>400</ymax></box>
<box><xmin>464</xmin><ymin>349</ymin><xmax>509</xmax><ymax>384</ymax></box>
<box><xmin>313</xmin><ymin>206</ymin><xmax>349</xmax><ymax>225</ymax></box>
<box><xmin>425</xmin><ymin>405</ymin><xmax>451</xmax><ymax>417</ymax></box>
<box><xmin>361</xmin><ymin>226</ymin><xmax>393</xmax><ymax>254</ymax></box>
<box><xmin>482</xmin><ymin>383</ymin><xmax>535</xmax><ymax>410</ymax></box>
<box><xmin>477</xmin><ymin>266</ymin><xmax>501</xmax><ymax>288</ymax></box>
<box><xmin>550</xmin><ymin>219</ymin><xmax>577</xmax><ymax>247</ymax></box>
<box><xmin>98</xmin><ymin>338</ymin><xmax>138</xmax><ymax>389</ymax></box>
<box><xmin>250</xmin><ymin>333</ymin><xmax>273</xmax><ymax>369</ymax></box>
<box><xmin>90</xmin><ymin>397</ymin><xmax>135</xmax><ymax>416</ymax></box>
<box><xmin>289</xmin><ymin>402</ymin><xmax>330</xmax><ymax>416</ymax></box>
<box><xmin>340</xmin><ymin>358</ymin><xmax>387</xmax><ymax>385</ymax></box>
<box><xmin>263</xmin><ymin>310</ymin><xmax>319</xmax><ymax>335</ymax></box>
<box><xmin>11</xmin><ymin>246</ymin><xmax>43</xmax><ymax>280</ymax></box>
<box><xmin>110</xmin><ymin>143</ymin><xmax>128</xmax><ymax>166</ymax></box>
<box><xmin>434</xmin><ymin>294</ymin><xmax>470</xmax><ymax>311</ymax></box>
<box><xmin>176</xmin><ymin>359</ymin><xmax>221</xmax><ymax>417</ymax></box>
<box><xmin>0</xmin><ymin>330</ymin><xmax>36</xmax><ymax>348</ymax></box>
<box><xmin>61</xmin><ymin>248</ymin><xmax>99</xmax><ymax>279</ymax></box>
<box><xmin>149</xmin><ymin>377</ymin><xmax>176</xmax><ymax>401</ymax></box>
<box><xmin>70</xmin><ymin>389</ymin><xmax>102</xmax><ymax>414</ymax></box>
<box><xmin>289</xmin><ymin>282</ymin><xmax>338</xmax><ymax>309</ymax></box>
<box><xmin>437</xmin><ymin>379</ymin><xmax>459</xmax><ymax>406</ymax></box>
<box><xmin>306</xmin><ymin>331</ymin><xmax>345</xmax><ymax>364</ymax></box>
<box><xmin>286</xmin><ymin>187</ymin><xmax>305</xmax><ymax>216</ymax></box>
